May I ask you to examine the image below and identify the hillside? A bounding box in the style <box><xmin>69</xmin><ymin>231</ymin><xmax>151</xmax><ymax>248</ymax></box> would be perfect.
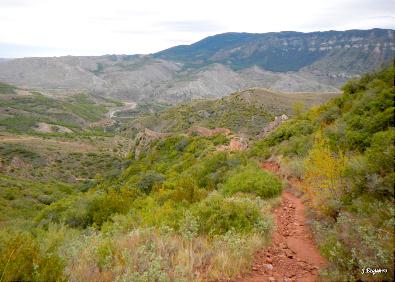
<box><xmin>0</xmin><ymin>84</ymin><xmax>125</xmax><ymax>134</ymax></box>
<box><xmin>0</xmin><ymin>85</ymin><xmax>135</xmax><ymax>228</ymax></box>
<box><xmin>124</xmin><ymin>88</ymin><xmax>339</xmax><ymax>137</ymax></box>
<box><xmin>249</xmin><ymin>65</ymin><xmax>394</xmax><ymax>280</ymax></box>
<box><xmin>0</xmin><ymin>29</ymin><xmax>393</xmax><ymax>102</ymax></box>
<box><xmin>0</xmin><ymin>67</ymin><xmax>392</xmax><ymax>281</ymax></box>
<box><xmin>0</xmin><ymin>56</ymin><xmax>339</xmax><ymax>103</ymax></box>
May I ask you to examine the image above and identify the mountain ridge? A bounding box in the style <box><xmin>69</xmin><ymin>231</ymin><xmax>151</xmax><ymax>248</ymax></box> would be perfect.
<box><xmin>0</xmin><ymin>28</ymin><xmax>393</xmax><ymax>102</ymax></box>
<box><xmin>154</xmin><ymin>28</ymin><xmax>394</xmax><ymax>71</ymax></box>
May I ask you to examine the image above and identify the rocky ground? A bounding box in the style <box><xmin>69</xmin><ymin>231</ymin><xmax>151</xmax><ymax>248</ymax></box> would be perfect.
<box><xmin>238</xmin><ymin>163</ymin><xmax>326</xmax><ymax>282</ymax></box>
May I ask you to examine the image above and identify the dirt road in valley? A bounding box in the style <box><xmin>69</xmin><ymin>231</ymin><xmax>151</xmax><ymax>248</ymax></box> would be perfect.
<box><xmin>107</xmin><ymin>102</ymin><xmax>137</xmax><ymax>119</ymax></box>
<box><xmin>238</xmin><ymin>162</ymin><xmax>326</xmax><ymax>282</ymax></box>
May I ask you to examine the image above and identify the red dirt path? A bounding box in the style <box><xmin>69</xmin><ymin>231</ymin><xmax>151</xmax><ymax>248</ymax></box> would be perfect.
<box><xmin>237</xmin><ymin>162</ymin><xmax>326</xmax><ymax>282</ymax></box>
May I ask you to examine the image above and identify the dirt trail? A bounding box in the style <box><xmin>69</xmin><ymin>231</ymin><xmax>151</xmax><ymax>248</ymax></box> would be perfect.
<box><xmin>238</xmin><ymin>162</ymin><xmax>326</xmax><ymax>282</ymax></box>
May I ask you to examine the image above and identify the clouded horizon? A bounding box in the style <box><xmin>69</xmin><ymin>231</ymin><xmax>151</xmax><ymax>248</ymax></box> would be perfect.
<box><xmin>1</xmin><ymin>0</ymin><xmax>394</xmax><ymax>58</ymax></box>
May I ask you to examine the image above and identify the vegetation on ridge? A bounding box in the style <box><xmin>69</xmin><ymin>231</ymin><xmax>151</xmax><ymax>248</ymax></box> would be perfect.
<box><xmin>0</xmin><ymin>66</ymin><xmax>393</xmax><ymax>281</ymax></box>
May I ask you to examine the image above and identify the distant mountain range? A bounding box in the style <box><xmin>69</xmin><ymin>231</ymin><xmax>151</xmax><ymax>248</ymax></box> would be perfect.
<box><xmin>0</xmin><ymin>28</ymin><xmax>393</xmax><ymax>102</ymax></box>
<box><xmin>155</xmin><ymin>29</ymin><xmax>394</xmax><ymax>72</ymax></box>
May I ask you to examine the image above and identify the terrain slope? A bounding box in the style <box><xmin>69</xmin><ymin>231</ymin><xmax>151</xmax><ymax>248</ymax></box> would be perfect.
<box><xmin>1</xmin><ymin>29</ymin><xmax>393</xmax><ymax>102</ymax></box>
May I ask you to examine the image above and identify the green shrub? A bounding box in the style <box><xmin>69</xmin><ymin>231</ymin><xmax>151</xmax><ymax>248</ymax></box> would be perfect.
<box><xmin>282</xmin><ymin>157</ymin><xmax>306</xmax><ymax>179</ymax></box>
<box><xmin>210</xmin><ymin>134</ymin><xmax>229</xmax><ymax>145</ymax></box>
<box><xmin>318</xmin><ymin>104</ymin><xmax>341</xmax><ymax>124</ymax></box>
<box><xmin>88</xmin><ymin>192</ymin><xmax>131</xmax><ymax>227</ymax></box>
<box><xmin>174</xmin><ymin>137</ymin><xmax>190</xmax><ymax>151</ymax></box>
<box><xmin>192</xmin><ymin>151</ymin><xmax>246</xmax><ymax>189</ymax></box>
<box><xmin>315</xmin><ymin>209</ymin><xmax>394</xmax><ymax>281</ymax></box>
<box><xmin>221</xmin><ymin>164</ymin><xmax>282</xmax><ymax>199</ymax></box>
<box><xmin>247</xmin><ymin>140</ymin><xmax>271</xmax><ymax>159</ymax></box>
<box><xmin>192</xmin><ymin>192</ymin><xmax>263</xmax><ymax>235</ymax></box>
<box><xmin>35</xmin><ymin>196</ymin><xmax>81</xmax><ymax>228</ymax></box>
<box><xmin>35</xmin><ymin>192</ymin><xmax>127</xmax><ymax>229</ymax></box>
<box><xmin>136</xmin><ymin>171</ymin><xmax>165</xmax><ymax>194</ymax></box>
<box><xmin>275</xmin><ymin>134</ymin><xmax>313</xmax><ymax>157</ymax></box>
<box><xmin>162</xmin><ymin>177</ymin><xmax>208</xmax><ymax>204</ymax></box>
<box><xmin>265</xmin><ymin>119</ymin><xmax>317</xmax><ymax>146</ymax></box>
<box><xmin>366</xmin><ymin>130</ymin><xmax>394</xmax><ymax>170</ymax></box>
<box><xmin>0</xmin><ymin>229</ymin><xmax>66</xmax><ymax>282</ymax></box>
<box><xmin>129</xmin><ymin>196</ymin><xmax>185</xmax><ymax>230</ymax></box>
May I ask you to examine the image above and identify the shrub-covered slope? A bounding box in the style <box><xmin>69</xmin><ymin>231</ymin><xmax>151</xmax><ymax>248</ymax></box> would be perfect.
<box><xmin>1</xmin><ymin>132</ymin><xmax>283</xmax><ymax>280</ymax></box>
<box><xmin>0</xmin><ymin>87</ymin><xmax>122</xmax><ymax>134</ymax></box>
<box><xmin>250</xmin><ymin>65</ymin><xmax>394</xmax><ymax>281</ymax></box>
<box><xmin>0</xmin><ymin>67</ymin><xmax>392</xmax><ymax>281</ymax></box>
<box><xmin>0</xmin><ymin>86</ymin><xmax>132</xmax><ymax>229</ymax></box>
<box><xmin>125</xmin><ymin>88</ymin><xmax>338</xmax><ymax>137</ymax></box>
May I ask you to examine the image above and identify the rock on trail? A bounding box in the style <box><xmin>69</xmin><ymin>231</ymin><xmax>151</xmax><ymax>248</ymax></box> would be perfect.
<box><xmin>237</xmin><ymin>164</ymin><xmax>326</xmax><ymax>282</ymax></box>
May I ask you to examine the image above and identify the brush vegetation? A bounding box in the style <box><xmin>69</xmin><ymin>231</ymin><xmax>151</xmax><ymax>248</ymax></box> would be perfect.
<box><xmin>0</xmin><ymin>66</ymin><xmax>393</xmax><ymax>281</ymax></box>
<box><xmin>1</xmin><ymin>132</ymin><xmax>282</xmax><ymax>280</ymax></box>
<box><xmin>0</xmin><ymin>89</ymin><xmax>120</xmax><ymax>134</ymax></box>
<box><xmin>250</xmin><ymin>65</ymin><xmax>394</xmax><ymax>281</ymax></box>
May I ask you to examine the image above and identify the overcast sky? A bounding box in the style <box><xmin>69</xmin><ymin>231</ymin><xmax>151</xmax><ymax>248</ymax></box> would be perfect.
<box><xmin>0</xmin><ymin>0</ymin><xmax>394</xmax><ymax>58</ymax></box>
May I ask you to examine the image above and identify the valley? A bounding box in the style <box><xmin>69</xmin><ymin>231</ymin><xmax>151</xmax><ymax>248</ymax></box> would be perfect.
<box><xmin>1</xmin><ymin>83</ymin><xmax>332</xmax><ymax>229</ymax></box>
<box><xmin>0</xmin><ymin>28</ymin><xmax>394</xmax><ymax>282</ymax></box>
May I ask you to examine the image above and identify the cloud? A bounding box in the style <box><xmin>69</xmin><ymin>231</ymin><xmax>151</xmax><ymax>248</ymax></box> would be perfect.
<box><xmin>0</xmin><ymin>0</ymin><xmax>35</xmax><ymax>7</ymax></box>
<box><xmin>0</xmin><ymin>42</ymin><xmax>72</xmax><ymax>58</ymax></box>
<box><xmin>156</xmin><ymin>21</ymin><xmax>224</xmax><ymax>32</ymax></box>
<box><xmin>0</xmin><ymin>0</ymin><xmax>393</xmax><ymax>57</ymax></box>
<box><xmin>296</xmin><ymin>0</ymin><xmax>395</xmax><ymax>31</ymax></box>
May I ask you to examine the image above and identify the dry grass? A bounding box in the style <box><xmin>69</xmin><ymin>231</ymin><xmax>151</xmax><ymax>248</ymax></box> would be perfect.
<box><xmin>63</xmin><ymin>226</ymin><xmax>269</xmax><ymax>281</ymax></box>
<box><xmin>62</xmin><ymin>196</ymin><xmax>281</xmax><ymax>281</ymax></box>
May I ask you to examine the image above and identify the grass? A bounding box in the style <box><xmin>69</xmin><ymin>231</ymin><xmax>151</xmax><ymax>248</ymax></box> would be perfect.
<box><xmin>63</xmin><ymin>226</ymin><xmax>269</xmax><ymax>281</ymax></box>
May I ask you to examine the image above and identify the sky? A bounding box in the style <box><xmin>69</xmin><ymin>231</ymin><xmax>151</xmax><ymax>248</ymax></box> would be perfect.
<box><xmin>0</xmin><ymin>0</ymin><xmax>394</xmax><ymax>58</ymax></box>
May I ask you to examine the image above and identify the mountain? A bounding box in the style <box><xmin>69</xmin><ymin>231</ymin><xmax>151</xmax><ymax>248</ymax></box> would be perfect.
<box><xmin>0</xmin><ymin>29</ymin><xmax>393</xmax><ymax>102</ymax></box>
<box><xmin>0</xmin><ymin>55</ymin><xmax>338</xmax><ymax>103</ymax></box>
<box><xmin>155</xmin><ymin>29</ymin><xmax>394</xmax><ymax>72</ymax></box>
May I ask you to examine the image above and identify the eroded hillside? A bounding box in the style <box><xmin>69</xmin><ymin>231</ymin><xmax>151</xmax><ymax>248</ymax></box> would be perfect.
<box><xmin>0</xmin><ymin>29</ymin><xmax>393</xmax><ymax>102</ymax></box>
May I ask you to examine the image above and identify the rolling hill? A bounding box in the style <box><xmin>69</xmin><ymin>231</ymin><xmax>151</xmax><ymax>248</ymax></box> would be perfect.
<box><xmin>123</xmin><ymin>88</ymin><xmax>340</xmax><ymax>137</ymax></box>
